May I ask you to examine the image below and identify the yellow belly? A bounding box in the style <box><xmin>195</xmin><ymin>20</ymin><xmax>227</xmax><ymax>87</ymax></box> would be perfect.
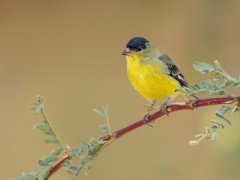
<box><xmin>127</xmin><ymin>56</ymin><xmax>180</xmax><ymax>101</ymax></box>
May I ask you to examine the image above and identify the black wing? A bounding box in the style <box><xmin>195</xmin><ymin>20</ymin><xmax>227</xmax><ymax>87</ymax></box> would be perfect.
<box><xmin>158</xmin><ymin>54</ymin><xmax>189</xmax><ymax>87</ymax></box>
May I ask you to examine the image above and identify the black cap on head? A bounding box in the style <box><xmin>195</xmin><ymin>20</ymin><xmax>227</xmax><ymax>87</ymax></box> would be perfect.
<box><xmin>126</xmin><ymin>37</ymin><xmax>149</xmax><ymax>52</ymax></box>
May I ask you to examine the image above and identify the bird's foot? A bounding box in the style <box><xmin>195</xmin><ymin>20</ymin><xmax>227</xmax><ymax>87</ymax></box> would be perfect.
<box><xmin>143</xmin><ymin>112</ymin><xmax>153</xmax><ymax>127</ymax></box>
<box><xmin>161</xmin><ymin>100</ymin><xmax>170</xmax><ymax>116</ymax></box>
<box><xmin>142</xmin><ymin>100</ymin><xmax>157</xmax><ymax>127</ymax></box>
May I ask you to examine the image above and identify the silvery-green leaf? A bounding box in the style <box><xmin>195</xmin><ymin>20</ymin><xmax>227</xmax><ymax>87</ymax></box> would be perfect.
<box><xmin>211</xmin><ymin>132</ymin><xmax>219</xmax><ymax>141</ymax></box>
<box><xmin>193</xmin><ymin>62</ymin><xmax>214</xmax><ymax>74</ymax></box>
<box><xmin>225</xmin><ymin>119</ymin><xmax>232</xmax><ymax>126</ymax></box>
<box><xmin>189</xmin><ymin>141</ymin><xmax>198</xmax><ymax>146</ymax></box>
<box><xmin>211</xmin><ymin>119</ymin><xmax>221</xmax><ymax>125</ymax></box>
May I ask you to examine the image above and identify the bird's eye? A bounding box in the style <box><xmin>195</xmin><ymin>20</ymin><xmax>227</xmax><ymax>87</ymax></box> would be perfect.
<box><xmin>136</xmin><ymin>47</ymin><xmax>142</xmax><ymax>52</ymax></box>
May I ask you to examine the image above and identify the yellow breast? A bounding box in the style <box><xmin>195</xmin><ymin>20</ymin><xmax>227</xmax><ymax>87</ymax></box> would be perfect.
<box><xmin>126</xmin><ymin>54</ymin><xmax>180</xmax><ymax>101</ymax></box>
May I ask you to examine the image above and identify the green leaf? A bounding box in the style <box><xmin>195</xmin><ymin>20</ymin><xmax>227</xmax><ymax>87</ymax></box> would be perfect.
<box><xmin>100</xmin><ymin>124</ymin><xmax>109</xmax><ymax>134</ymax></box>
<box><xmin>189</xmin><ymin>141</ymin><xmax>198</xmax><ymax>146</ymax></box>
<box><xmin>93</xmin><ymin>109</ymin><xmax>105</xmax><ymax>117</ymax></box>
<box><xmin>193</xmin><ymin>62</ymin><xmax>214</xmax><ymax>74</ymax></box>
<box><xmin>183</xmin><ymin>86</ymin><xmax>191</xmax><ymax>93</ymax></box>
<box><xmin>200</xmin><ymin>81</ymin><xmax>208</xmax><ymax>91</ymax></box>
<box><xmin>35</xmin><ymin>123</ymin><xmax>56</xmax><ymax>137</ymax></box>
<box><xmin>32</xmin><ymin>96</ymin><xmax>45</xmax><ymax>114</ymax></box>
<box><xmin>225</xmin><ymin>81</ymin><xmax>234</xmax><ymax>86</ymax></box>
<box><xmin>190</xmin><ymin>84</ymin><xmax>201</xmax><ymax>92</ymax></box>
<box><xmin>93</xmin><ymin>108</ymin><xmax>106</xmax><ymax>117</ymax></box>
<box><xmin>37</xmin><ymin>96</ymin><xmax>45</xmax><ymax>104</ymax></box>
<box><xmin>217</xmin><ymin>82</ymin><xmax>226</xmax><ymax>88</ymax></box>
<box><xmin>209</xmin><ymin>90</ymin><xmax>218</xmax><ymax>95</ymax></box>
<box><xmin>205</xmin><ymin>127</ymin><xmax>210</xmax><ymax>134</ymax></box>
<box><xmin>89</xmin><ymin>137</ymin><xmax>102</xmax><ymax>146</ymax></box>
<box><xmin>92</xmin><ymin>105</ymin><xmax>109</xmax><ymax>118</ymax></box>
<box><xmin>213</xmin><ymin>76</ymin><xmax>224</xmax><ymax>81</ymax></box>
<box><xmin>206</xmin><ymin>79</ymin><xmax>213</xmax><ymax>90</ymax></box>
<box><xmin>68</xmin><ymin>165</ymin><xmax>79</xmax><ymax>172</ymax></box>
<box><xmin>211</xmin><ymin>132</ymin><xmax>219</xmax><ymax>141</ymax></box>
<box><xmin>209</xmin><ymin>125</ymin><xmax>218</xmax><ymax>131</ymax></box>
<box><xmin>66</xmin><ymin>169</ymin><xmax>75</xmax><ymax>176</ymax></box>
<box><xmin>62</xmin><ymin>160</ymin><xmax>71</xmax><ymax>168</ymax></box>
<box><xmin>225</xmin><ymin>119</ymin><xmax>232</xmax><ymax>126</ymax></box>
<box><xmin>206</xmin><ymin>134</ymin><xmax>211</xmax><ymax>139</ymax></box>
<box><xmin>35</xmin><ymin>104</ymin><xmax>43</xmax><ymax>114</ymax></box>
<box><xmin>51</xmin><ymin>147</ymin><xmax>64</xmax><ymax>156</ymax></box>
<box><xmin>38</xmin><ymin>166</ymin><xmax>52</xmax><ymax>180</ymax></box>
<box><xmin>70</xmin><ymin>148</ymin><xmax>81</xmax><ymax>158</ymax></box>
<box><xmin>216</xmin><ymin>113</ymin><xmax>225</xmax><ymax>120</ymax></box>
<box><xmin>214</xmin><ymin>60</ymin><xmax>224</xmax><ymax>72</ymax></box>
<box><xmin>215</xmin><ymin>89</ymin><xmax>226</xmax><ymax>95</ymax></box>
<box><xmin>70</xmin><ymin>141</ymin><xmax>92</xmax><ymax>158</ymax></box>
<box><xmin>13</xmin><ymin>171</ymin><xmax>39</xmax><ymax>180</ymax></box>
<box><xmin>80</xmin><ymin>142</ymin><xmax>91</xmax><ymax>150</ymax></box>
<box><xmin>35</xmin><ymin>123</ymin><xmax>52</xmax><ymax>132</ymax></box>
<box><xmin>38</xmin><ymin>154</ymin><xmax>58</xmax><ymax>166</ymax></box>
<box><xmin>220</xmin><ymin>105</ymin><xmax>231</xmax><ymax>114</ymax></box>
<box><xmin>102</xmin><ymin>105</ymin><xmax>108</xmax><ymax>115</ymax></box>
<box><xmin>88</xmin><ymin>144</ymin><xmax>104</xmax><ymax>158</ymax></box>
<box><xmin>211</xmin><ymin>119</ymin><xmax>221</xmax><ymax>125</ymax></box>
<box><xmin>97</xmin><ymin>139</ymin><xmax>106</xmax><ymax>145</ymax></box>
<box><xmin>213</xmin><ymin>84</ymin><xmax>218</xmax><ymax>91</ymax></box>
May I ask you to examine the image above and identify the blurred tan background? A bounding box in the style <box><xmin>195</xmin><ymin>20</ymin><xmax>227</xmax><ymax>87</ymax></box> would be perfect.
<box><xmin>1</xmin><ymin>0</ymin><xmax>240</xmax><ymax>179</ymax></box>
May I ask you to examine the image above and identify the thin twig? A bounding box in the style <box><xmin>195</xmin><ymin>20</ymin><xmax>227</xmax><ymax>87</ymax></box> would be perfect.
<box><xmin>47</xmin><ymin>156</ymin><xmax>71</xmax><ymax>179</ymax></box>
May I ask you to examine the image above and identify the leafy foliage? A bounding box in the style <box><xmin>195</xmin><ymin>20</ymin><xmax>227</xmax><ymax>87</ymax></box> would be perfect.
<box><xmin>13</xmin><ymin>99</ymin><xmax>111</xmax><ymax>179</ymax></box>
<box><xmin>178</xmin><ymin>60</ymin><xmax>240</xmax><ymax>98</ymax></box>
<box><xmin>186</xmin><ymin>61</ymin><xmax>240</xmax><ymax>146</ymax></box>
<box><xmin>14</xmin><ymin>172</ymin><xmax>39</xmax><ymax>180</ymax></box>
<box><xmin>93</xmin><ymin>105</ymin><xmax>111</xmax><ymax>134</ymax></box>
<box><xmin>63</xmin><ymin>137</ymin><xmax>106</xmax><ymax>176</ymax></box>
<box><xmin>14</xmin><ymin>96</ymin><xmax>65</xmax><ymax>180</ymax></box>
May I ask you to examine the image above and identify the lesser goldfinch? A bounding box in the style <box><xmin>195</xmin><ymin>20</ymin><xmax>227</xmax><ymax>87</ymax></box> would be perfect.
<box><xmin>122</xmin><ymin>37</ymin><xmax>197</xmax><ymax>124</ymax></box>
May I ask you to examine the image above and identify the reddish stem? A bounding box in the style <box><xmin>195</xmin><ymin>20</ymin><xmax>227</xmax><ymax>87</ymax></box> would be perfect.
<box><xmin>102</xmin><ymin>96</ymin><xmax>239</xmax><ymax>141</ymax></box>
<box><xmin>47</xmin><ymin>155</ymin><xmax>71</xmax><ymax>179</ymax></box>
<box><xmin>48</xmin><ymin>96</ymin><xmax>240</xmax><ymax>178</ymax></box>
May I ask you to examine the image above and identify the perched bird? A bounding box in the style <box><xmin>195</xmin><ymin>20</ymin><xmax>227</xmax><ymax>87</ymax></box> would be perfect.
<box><xmin>122</xmin><ymin>37</ymin><xmax>197</xmax><ymax>125</ymax></box>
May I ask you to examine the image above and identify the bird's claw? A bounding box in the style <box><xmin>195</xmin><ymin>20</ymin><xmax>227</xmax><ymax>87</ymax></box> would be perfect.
<box><xmin>143</xmin><ymin>113</ymin><xmax>152</xmax><ymax>127</ymax></box>
<box><xmin>161</xmin><ymin>103</ymin><xmax>169</xmax><ymax>116</ymax></box>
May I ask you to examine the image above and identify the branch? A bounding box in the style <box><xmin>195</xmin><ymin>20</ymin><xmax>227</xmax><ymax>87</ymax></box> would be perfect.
<box><xmin>48</xmin><ymin>96</ymin><xmax>240</xmax><ymax>178</ymax></box>
<box><xmin>102</xmin><ymin>96</ymin><xmax>239</xmax><ymax>140</ymax></box>
<box><xmin>48</xmin><ymin>155</ymin><xmax>71</xmax><ymax>179</ymax></box>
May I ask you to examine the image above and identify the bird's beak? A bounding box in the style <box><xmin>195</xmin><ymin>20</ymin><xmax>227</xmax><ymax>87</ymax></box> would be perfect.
<box><xmin>122</xmin><ymin>48</ymin><xmax>131</xmax><ymax>56</ymax></box>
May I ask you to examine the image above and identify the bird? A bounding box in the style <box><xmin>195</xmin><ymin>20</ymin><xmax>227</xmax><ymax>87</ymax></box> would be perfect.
<box><xmin>122</xmin><ymin>37</ymin><xmax>198</xmax><ymax>125</ymax></box>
